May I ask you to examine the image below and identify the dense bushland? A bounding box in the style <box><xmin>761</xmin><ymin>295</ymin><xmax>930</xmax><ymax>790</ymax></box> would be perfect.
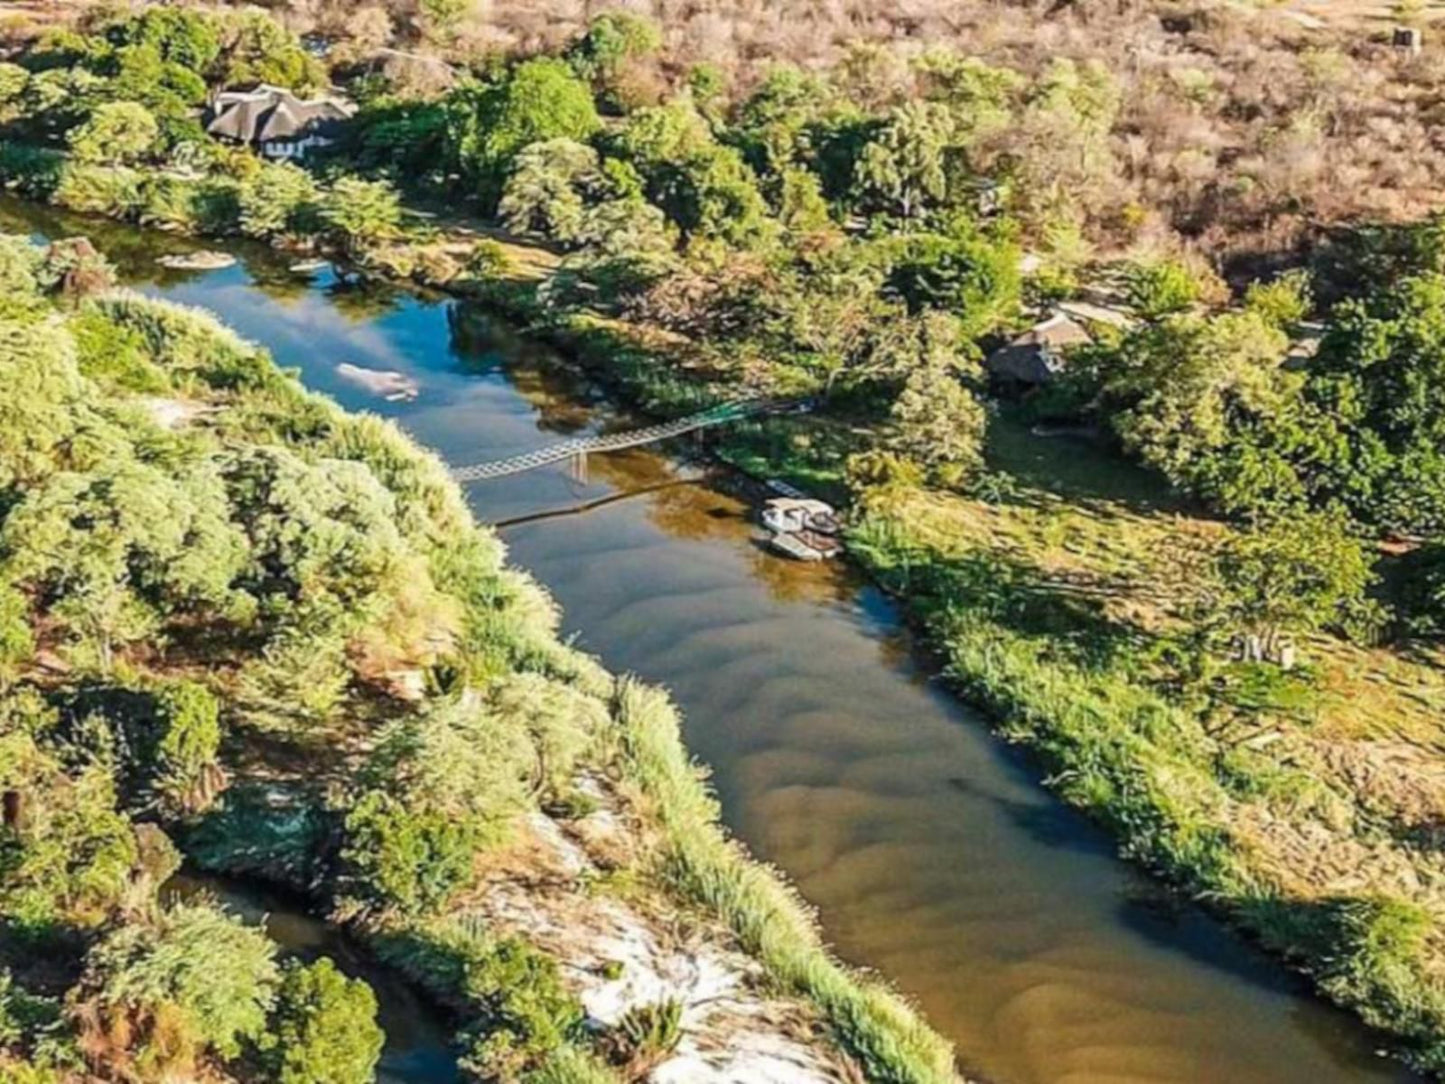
<box><xmin>4</xmin><ymin>1</ymin><xmax>1445</xmax><ymax>1075</ymax></box>
<box><xmin>0</xmin><ymin>233</ymin><xmax>955</xmax><ymax>1084</ymax></box>
<box><xmin>19</xmin><ymin>0</ymin><xmax>1445</xmax><ymax>262</ymax></box>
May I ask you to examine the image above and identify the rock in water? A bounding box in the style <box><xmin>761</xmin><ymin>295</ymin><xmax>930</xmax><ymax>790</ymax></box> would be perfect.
<box><xmin>335</xmin><ymin>362</ymin><xmax>420</xmax><ymax>401</ymax></box>
<box><xmin>157</xmin><ymin>250</ymin><xmax>237</xmax><ymax>270</ymax></box>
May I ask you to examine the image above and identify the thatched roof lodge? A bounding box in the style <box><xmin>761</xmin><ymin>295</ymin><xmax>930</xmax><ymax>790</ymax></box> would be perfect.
<box><xmin>205</xmin><ymin>84</ymin><xmax>354</xmax><ymax>161</ymax></box>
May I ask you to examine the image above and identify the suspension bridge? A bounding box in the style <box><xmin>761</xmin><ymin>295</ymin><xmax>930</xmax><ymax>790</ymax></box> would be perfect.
<box><xmin>450</xmin><ymin>399</ymin><xmax>779</xmax><ymax>483</ymax></box>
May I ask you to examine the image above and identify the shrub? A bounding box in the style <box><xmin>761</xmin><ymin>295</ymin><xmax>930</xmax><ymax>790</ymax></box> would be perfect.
<box><xmin>52</xmin><ymin>164</ymin><xmax>143</xmax><ymax>218</ymax></box>
<box><xmin>0</xmin><ymin>144</ymin><xmax>64</xmax><ymax>200</ymax></box>
<box><xmin>466</xmin><ymin>239</ymin><xmax>515</xmax><ymax>279</ymax></box>
<box><xmin>0</xmin><ymin>585</ymin><xmax>34</xmax><ymax>683</ymax></box>
<box><xmin>139</xmin><ymin>174</ymin><xmax>203</xmax><ymax>232</ymax></box>
<box><xmin>602</xmin><ymin>998</ymin><xmax>682</xmax><ymax>1073</ymax></box>
<box><xmin>67</xmin><ymin>102</ymin><xmax>159</xmax><ymax>166</ymax></box>
<box><xmin>264</xmin><ymin>958</ymin><xmax>384</xmax><ymax>1084</ymax></box>
<box><xmin>78</xmin><ymin>903</ymin><xmax>278</xmax><ymax>1071</ymax></box>
<box><xmin>459</xmin><ymin>936</ymin><xmax>584</xmax><ymax>1079</ymax></box>
<box><xmin>340</xmin><ymin>790</ymin><xmax>479</xmax><ymax>914</ymax></box>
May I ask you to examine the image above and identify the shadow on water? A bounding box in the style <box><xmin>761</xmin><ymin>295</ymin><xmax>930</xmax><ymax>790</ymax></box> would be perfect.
<box><xmin>3</xmin><ymin>195</ymin><xmax>1421</xmax><ymax>1084</ymax></box>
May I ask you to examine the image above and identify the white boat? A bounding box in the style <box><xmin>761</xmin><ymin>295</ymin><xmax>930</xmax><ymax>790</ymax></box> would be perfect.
<box><xmin>760</xmin><ymin>497</ymin><xmax>844</xmax><ymax>560</ymax></box>
<box><xmin>760</xmin><ymin>497</ymin><xmax>841</xmax><ymax>536</ymax></box>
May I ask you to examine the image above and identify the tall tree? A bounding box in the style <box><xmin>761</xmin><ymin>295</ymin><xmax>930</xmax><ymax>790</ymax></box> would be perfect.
<box><xmin>446</xmin><ymin>59</ymin><xmax>601</xmax><ymax>208</ymax></box>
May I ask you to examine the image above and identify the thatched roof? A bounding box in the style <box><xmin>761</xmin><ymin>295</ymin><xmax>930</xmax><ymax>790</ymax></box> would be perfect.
<box><xmin>205</xmin><ymin>84</ymin><xmax>354</xmax><ymax>145</ymax></box>
<box><xmin>985</xmin><ymin>312</ymin><xmax>1092</xmax><ymax>384</ymax></box>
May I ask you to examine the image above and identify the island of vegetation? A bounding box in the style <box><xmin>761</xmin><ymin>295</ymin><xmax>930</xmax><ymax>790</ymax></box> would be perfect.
<box><xmin>3</xmin><ymin>0</ymin><xmax>1445</xmax><ymax>1079</ymax></box>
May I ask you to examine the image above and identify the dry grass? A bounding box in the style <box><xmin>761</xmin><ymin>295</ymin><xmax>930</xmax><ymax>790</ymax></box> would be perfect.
<box><xmin>34</xmin><ymin>0</ymin><xmax>1445</xmax><ymax>262</ymax></box>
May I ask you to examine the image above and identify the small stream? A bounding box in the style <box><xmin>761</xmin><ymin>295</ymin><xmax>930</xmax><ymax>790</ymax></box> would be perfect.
<box><xmin>5</xmin><ymin>197</ymin><xmax>1422</xmax><ymax>1084</ymax></box>
<box><xmin>164</xmin><ymin>872</ymin><xmax>460</xmax><ymax>1084</ymax></box>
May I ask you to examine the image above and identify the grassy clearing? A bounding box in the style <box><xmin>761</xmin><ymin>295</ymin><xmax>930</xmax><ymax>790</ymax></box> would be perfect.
<box><xmin>840</xmin><ymin>419</ymin><xmax>1445</xmax><ymax>1073</ymax></box>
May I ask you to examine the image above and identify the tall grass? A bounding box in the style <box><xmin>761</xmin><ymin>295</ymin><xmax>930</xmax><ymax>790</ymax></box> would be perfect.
<box><xmin>612</xmin><ymin>678</ymin><xmax>959</xmax><ymax>1084</ymax></box>
<box><xmin>846</xmin><ymin>513</ymin><xmax>1445</xmax><ymax>1073</ymax></box>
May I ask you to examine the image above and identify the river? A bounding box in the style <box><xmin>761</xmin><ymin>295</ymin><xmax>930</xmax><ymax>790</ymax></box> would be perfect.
<box><xmin>4</xmin><ymin>197</ymin><xmax>1418</xmax><ymax>1084</ymax></box>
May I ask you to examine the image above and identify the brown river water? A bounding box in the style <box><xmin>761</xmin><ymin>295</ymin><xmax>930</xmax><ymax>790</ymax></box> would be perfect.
<box><xmin>3</xmin><ymin>197</ymin><xmax>1419</xmax><ymax>1084</ymax></box>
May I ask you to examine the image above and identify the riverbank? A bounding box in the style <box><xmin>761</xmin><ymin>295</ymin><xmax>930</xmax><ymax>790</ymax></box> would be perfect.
<box><xmin>6</xmin><ymin>176</ymin><xmax>1443</xmax><ymax>1076</ymax></box>
<box><xmin>459</xmin><ymin>263</ymin><xmax>1445</xmax><ymax>1075</ymax></box>
<box><xmin>0</xmin><ymin>241</ymin><xmax>958</xmax><ymax>1083</ymax></box>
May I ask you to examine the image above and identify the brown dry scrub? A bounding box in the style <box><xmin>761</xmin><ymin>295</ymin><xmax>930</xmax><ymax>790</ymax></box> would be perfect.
<box><xmin>157</xmin><ymin>0</ymin><xmax>1445</xmax><ymax>265</ymax></box>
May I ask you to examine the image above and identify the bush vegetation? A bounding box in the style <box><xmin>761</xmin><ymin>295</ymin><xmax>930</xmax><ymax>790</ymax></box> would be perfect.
<box><xmin>6</xmin><ymin>0</ymin><xmax>1445</xmax><ymax>1075</ymax></box>
<box><xmin>0</xmin><ymin>232</ymin><xmax>949</xmax><ymax>1084</ymax></box>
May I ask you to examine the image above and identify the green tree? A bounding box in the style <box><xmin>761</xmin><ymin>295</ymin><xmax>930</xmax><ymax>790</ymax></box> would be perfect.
<box><xmin>883</xmin><ymin>227</ymin><xmax>1022</xmax><ymax>339</ymax></box>
<box><xmin>886</xmin><ymin>321</ymin><xmax>988</xmax><ymax>487</ymax></box>
<box><xmin>1101</xmin><ymin>309</ymin><xmax>1294</xmax><ymax>488</ymax></box>
<box><xmin>419</xmin><ymin>0</ymin><xmax>475</xmax><ymax>39</ymax></box>
<box><xmin>1245</xmin><ymin>270</ymin><xmax>1312</xmax><ymax>328</ymax></box>
<box><xmin>153</xmin><ymin>680</ymin><xmax>221</xmax><ymax>807</ymax></box>
<box><xmin>618</xmin><ymin>103</ymin><xmax>774</xmax><ymax>246</ymax></box>
<box><xmin>322</xmin><ymin>176</ymin><xmax>402</xmax><ymax>253</ymax></box>
<box><xmin>109</xmin><ymin>42</ymin><xmax>208</xmax><ymax>108</ymax></box>
<box><xmin>0</xmin><ymin>63</ymin><xmax>29</xmax><ymax>119</ymax></box>
<box><xmin>0</xmin><ymin>724</ymin><xmax>137</xmax><ymax>932</ymax></box>
<box><xmin>1210</xmin><ymin>510</ymin><xmax>1380</xmax><ymax>659</ymax></box>
<box><xmin>567</xmin><ymin>12</ymin><xmax>661</xmax><ymax>83</ymax></box>
<box><xmin>341</xmin><ymin>790</ymin><xmax>478</xmax><ymax>913</ymax></box>
<box><xmin>446</xmin><ymin>59</ymin><xmax>601</xmax><ymax>206</ymax></box>
<box><xmin>219</xmin><ymin>9</ymin><xmax>326</xmax><ymax>92</ymax></box>
<box><xmin>855</xmin><ymin>101</ymin><xmax>956</xmax><ymax>218</ymax></box>
<box><xmin>498</xmin><ymin>138</ymin><xmax>606</xmax><ymax>244</ymax></box>
<box><xmin>565</xmin><ymin>11</ymin><xmax>661</xmax><ymax>110</ymax></box>
<box><xmin>67</xmin><ymin>102</ymin><xmax>159</xmax><ymax>166</ymax></box>
<box><xmin>0</xmin><ymin>584</ymin><xmax>33</xmax><ymax>683</ymax></box>
<box><xmin>776</xmin><ymin>167</ymin><xmax>832</xmax><ymax>232</ymax></box>
<box><xmin>79</xmin><ymin>903</ymin><xmax>279</xmax><ymax>1068</ymax></box>
<box><xmin>1008</xmin><ymin>58</ymin><xmax>1120</xmax><ymax>232</ymax></box>
<box><xmin>265</xmin><ymin>958</ymin><xmax>384</xmax><ymax>1084</ymax></box>
<box><xmin>1296</xmin><ymin>272</ymin><xmax>1445</xmax><ymax>534</ymax></box>
<box><xmin>2</xmin><ymin>455</ymin><xmax>250</xmax><ymax>672</ymax></box>
<box><xmin>0</xmin><ymin>302</ymin><xmax>87</xmax><ymax>492</ymax></box>
<box><xmin>239</xmin><ymin>161</ymin><xmax>320</xmax><ymax>239</ymax></box>
<box><xmin>108</xmin><ymin>8</ymin><xmax>222</xmax><ymax>73</ymax></box>
<box><xmin>1125</xmin><ymin>258</ymin><xmax>1217</xmax><ymax>320</ymax></box>
<box><xmin>915</xmin><ymin>50</ymin><xmax>1021</xmax><ymax>143</ymax></box>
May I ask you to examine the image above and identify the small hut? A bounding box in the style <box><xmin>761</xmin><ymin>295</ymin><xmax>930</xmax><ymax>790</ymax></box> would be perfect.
<box><xmin>984</xmin><ymin>312</ymin><xmax>1093</xmax><ymax>388</ymax></box>
<box><xmin>1394</xmin><ymin>26</ymin><xmax>1424</xmax><ymax>56</ymax></box>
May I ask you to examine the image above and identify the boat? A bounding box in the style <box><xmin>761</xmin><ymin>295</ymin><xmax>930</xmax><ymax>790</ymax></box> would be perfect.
<box><xmin>288</xmin><ymin>258</ymin><xmax>331</xmax><ymax>274</ymax></box>
<box><xmin>760</xmin><ymin>497</ymin><xmax>844</xmax><ymax>560</ymax></box>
